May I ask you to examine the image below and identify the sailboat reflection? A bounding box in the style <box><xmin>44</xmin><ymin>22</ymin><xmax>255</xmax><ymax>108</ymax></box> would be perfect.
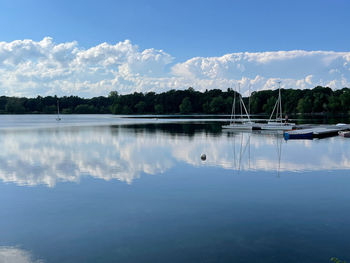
<box><xmin>231</xmin><ymin>131</ymin><xmax>251</xmax><ymax>173</ymax></box>
<box><xmin>230</xmin><ymin>130</ymin><xmax>284</xmax><ymax>175</ymax></box>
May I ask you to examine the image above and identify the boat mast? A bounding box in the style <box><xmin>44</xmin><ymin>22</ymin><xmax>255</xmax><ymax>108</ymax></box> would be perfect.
<box><xmin>56</xmin><ymin>99</ymin><xmax>61</xmax><ymax>121</ymax></box>
<box><xmin>239</xmin><ymin>95</ymin><xmax>251</xmax><ymax>122</ymax></box>
<box><xmin>248</xmin><ymin>84</ymin><xmax>251</xmax><ymax>116</ymax></box>
<box><xmin>239</xmin><ymin>83</ymin><xmax>243</xmax><ymax>119</ymax></box>
<box><xmin>268</xmin><ymin>81</ymin><xmax>282</xmax><ymax>123</ymax></box>
<box><xmin>57</xmin><ymin>100</ymin><xmax>60</xmax><ymax>117</ymax></box>
<box><xmin>277</xmin><ymin>81</ymin><xmax>282</xmax><ymax>124</ymax></box>
<box><xmin>268</xmin><ymin>96</ymin><xmax>279</xmax><ymax>122</ymax></box>
<box><xmin>230</xmin><ymin>87</ymin><xmax>236</xmax><ymax>124</ymax></box>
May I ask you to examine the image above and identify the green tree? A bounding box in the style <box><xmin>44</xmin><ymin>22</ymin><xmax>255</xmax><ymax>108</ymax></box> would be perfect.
<box><xmin>43</xmin><ymin>105</ymin><xmax>57</xmax><ymax>114</ymax></box>
<box><xmin>135</xmin><ymin>101</ymin><xmax>146</xmax><ymax>113</ymax></box>
<box><xmin>202</xmin><ymin>101</ymin><xmax>210</xmax><ymax>113</ymax></box>
<box><xmin>328</xmin><ymin>96</ymin><xmax>341</xmax><ymax>113</ymax></box>
<box><xmin>262</xmin><ymin>96</ymin><xmax>277</xmax><ymax>114</ymax></box>
<box><xmin>297</xmin><ymin>97</ymin><xmax>312</xmax><ymax>113</ymax></box>
<box><xmin>209</xmin><ymin>96</ymin><xmax>225</xmax><ymax>113</ymax></box>
<box><xmin>74</xmin><ymin>104</ymin><xmax>98</xmax><ymax>114</ymax></box>
<box><xmin>5</xmin><ymin>99</ymin><xmax>25</xmax><ymax>114</ymax></box>
<box><xmin>154</xmin><ymin>104</ymin><xmax>164</xmax><ymax>114</ymax></box>
<box><xmin>339</xmin><ymin>89</ymin><xmax>350</xmax><ymax>112</ymax></box>
<box><xmin>179</xmin><ymin>97</ymin><xmax>192</xmax><ymax>114</ymax></box>
<box><xmin>122</xmin><ymin>105</ymin><xmax>132</xmax><ymax>114</ymax></box>
<box><xmin>108</xmin><ymin>91</ymin><xmax>118</xmax><ymax>99</ymax></box>
<box><xmin>62</xmin><ymin>108</ymin><xmax>73</xmax><ymax>114</ymax></box>
<box><xmin>224</xmin><ymin>96</ymin><xmax>233</xmax><ymax>114</ymax></box>
<box><xmin>250</xmin><ymin>93</ymin><xmax>262</xmax><ymax>114</ymax></box>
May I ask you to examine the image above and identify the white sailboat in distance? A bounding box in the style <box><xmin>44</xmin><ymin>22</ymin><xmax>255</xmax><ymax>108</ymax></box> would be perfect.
<box><xmin>222</xmin><ymin>85</ymin><xmax>254</xmax><ymax>130</ymax></box>
<box><xmin>56</xmin><ymin>99</ymin><xmax>61</xmax><ymax>121</ymax></box>
<box><xmin>261</xmin><ymin>81</ymin><xmax>295</xmax><ymax>130</ymax></box>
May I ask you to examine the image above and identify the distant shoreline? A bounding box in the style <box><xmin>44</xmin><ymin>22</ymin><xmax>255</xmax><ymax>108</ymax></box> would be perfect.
<box><xmin>1</xmin><ymin>86</ymin><xmax>349</xmax><ymax>115</ymax></box>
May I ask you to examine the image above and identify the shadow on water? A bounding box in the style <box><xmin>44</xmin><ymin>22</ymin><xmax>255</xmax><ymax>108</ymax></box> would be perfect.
<box><xmin>293</xmin><ymin>114</ymin><xmax>350</xmax><ymax>125</ymax></box>
<box><xmin>110</xmin><ymin>122</ymin><xmax>224</xmax><ymax>137</ymax></box>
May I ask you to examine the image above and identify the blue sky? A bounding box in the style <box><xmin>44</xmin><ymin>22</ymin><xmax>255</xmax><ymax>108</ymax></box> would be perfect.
<box><xmin>1</xmin><ymin>0</ymin><xmax>349</xmax><ymax>60</ymax></box>
<box><xmin>0</xmin><ymin>0</ymin><xmax>349</xmax><ymax>97</ymax></box>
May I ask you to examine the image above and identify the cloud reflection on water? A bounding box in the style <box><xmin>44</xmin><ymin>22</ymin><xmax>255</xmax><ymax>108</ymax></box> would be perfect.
<box><xmin>0</xmin><ymin>124</ymin><xmax>349</xmax><ymax>187</ymax></box>
<box><xmin>0</xmin><ymin>247</ymin><xmax>43</xmax><ymax>263</ymax></box>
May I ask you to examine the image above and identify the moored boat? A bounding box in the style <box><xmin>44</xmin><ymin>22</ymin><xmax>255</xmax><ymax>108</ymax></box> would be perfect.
<box><xmin>284</xmin><ymin>130</ymin><xmax>313</xmax><ymax>140</ymax></box>
<box><xmin>262</xmin><ymin>121</ymin><xmax>296</xmax><ymax>131</ymax></box>
<box><xmin>261</xmin><ymin>81</ymin><xmax>296</xmax><ymax>131</ymax></box>
<box><xmin>338</xmin><ymin>131</ymin><xmax>350</xmax><ymax>138</ymax></box>
<box><xmin>222</xmin><ymin>84</ymin><xmax>254</xmax><ymax>130</ymax></box>
<box><xmin>222</xmin><ymin>122</ymin><xmax>254</xmax><ymax>130</ymax></box>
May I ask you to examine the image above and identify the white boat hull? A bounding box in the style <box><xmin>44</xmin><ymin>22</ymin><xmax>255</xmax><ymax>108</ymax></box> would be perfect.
<box><xmin>222</xmin><ymin>123</ymin><xmax>253</xmax><ymax>130</ymax></box>
<box><xmin>260</xmin><ymin>122</ymin><xmax>295</xmax><ymax>131</ymax></box>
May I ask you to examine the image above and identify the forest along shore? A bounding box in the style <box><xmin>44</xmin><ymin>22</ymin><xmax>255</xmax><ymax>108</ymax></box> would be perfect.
<box><xmin>0</xmin><ymin>86</ymin><xmax>349</xmax><ymax>115</ymax></box>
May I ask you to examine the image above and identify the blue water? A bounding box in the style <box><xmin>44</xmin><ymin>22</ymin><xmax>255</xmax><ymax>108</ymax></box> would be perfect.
<box><xmin>0</xmin><ymin>115</ymin><xmax>349</xmax><ymax>263</ymax></box>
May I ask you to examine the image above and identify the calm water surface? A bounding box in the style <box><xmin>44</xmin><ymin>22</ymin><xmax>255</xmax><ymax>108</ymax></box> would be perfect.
<box><xmin>0</xmin><ymin>115</ymin><xmax>349</xmax><ymax>263</ymax></box>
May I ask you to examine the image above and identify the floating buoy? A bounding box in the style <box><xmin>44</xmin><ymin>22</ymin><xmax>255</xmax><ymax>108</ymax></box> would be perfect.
<box><xmin>201</xmin><ymin>153</ymin><xmax>206</xmax><ymax>161</ymax></box>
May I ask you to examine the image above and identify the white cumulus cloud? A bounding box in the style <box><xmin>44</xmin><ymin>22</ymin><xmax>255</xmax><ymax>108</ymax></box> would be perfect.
<box><xmin>0</xmin><ymin>37</ymin><xmax>349</xmax><ymax>97</ymax></box>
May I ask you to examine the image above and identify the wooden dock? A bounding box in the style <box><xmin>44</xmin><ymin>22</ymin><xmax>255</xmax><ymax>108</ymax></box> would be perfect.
<box><xmin>284</xmin><ymin>124</ymin><xmax>350</xmax><ymax>140</ymax></box>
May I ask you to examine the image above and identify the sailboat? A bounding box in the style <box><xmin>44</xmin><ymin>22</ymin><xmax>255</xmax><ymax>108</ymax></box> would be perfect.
<box><xmin>261</xmin><ymin>81</ymin><xmax>295</xmax><ymax>130</ymax></box>
<box><xmin>56</xmin><ymin>100</ymin><xmax>61</xmax><ymax>121</ymax></box>
<box><xmin>222</xmin><ymin>85</ymin><xmax>254</xmax><ymax>130</ymax></box>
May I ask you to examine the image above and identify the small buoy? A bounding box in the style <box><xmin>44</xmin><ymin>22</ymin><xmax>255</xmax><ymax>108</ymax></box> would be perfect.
<box><xmin>201</xmin><ymin>153</ymin><xmax>206</xmax><ymax>161</ymax></box>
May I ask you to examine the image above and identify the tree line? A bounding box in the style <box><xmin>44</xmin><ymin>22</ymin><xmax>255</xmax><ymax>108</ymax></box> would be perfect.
<box><xmin>0</xmin><ymin>86</ymin><xmax>349</xmax><ymax>115</ymax></box>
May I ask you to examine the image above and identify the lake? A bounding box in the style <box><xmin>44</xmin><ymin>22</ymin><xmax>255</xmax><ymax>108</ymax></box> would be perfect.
<box><xmin>0</xmin><ymin>115</ymin><xmax>349</xmax><ymax>263</ymax></box>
